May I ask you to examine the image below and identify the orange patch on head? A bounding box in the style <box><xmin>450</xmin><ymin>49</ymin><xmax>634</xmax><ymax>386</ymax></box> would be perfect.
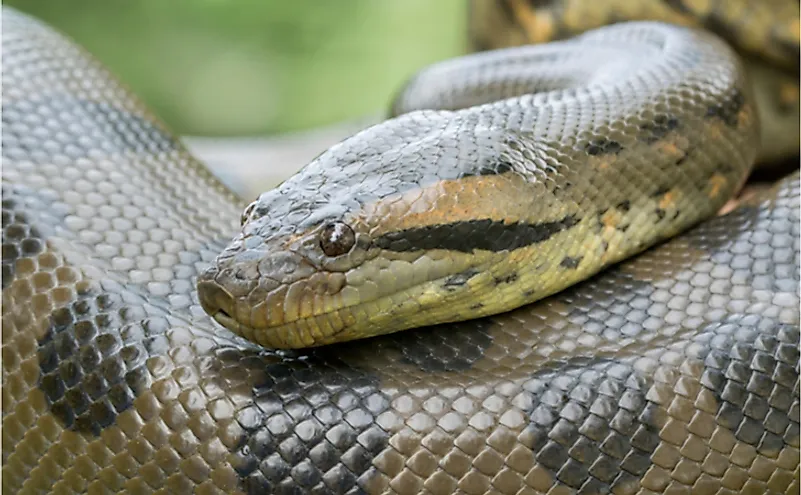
<box><xmin>360</xmin><ymin>174</ymin><xmax>528</xmax><ymax>236</ymax></box>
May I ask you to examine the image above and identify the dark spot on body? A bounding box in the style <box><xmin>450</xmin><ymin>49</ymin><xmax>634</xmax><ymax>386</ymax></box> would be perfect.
<box><xmin>675</xmin><ymin>154</ymin><xmax>688</xmax><ymax>166</ymax></box>
<box><xmin>617</xmin><ymin>224</ymin><xmax>630</xmax><ymax>233</ymax></box>
<box><xmin>444</xmin><ymin>268</ymin><xmax>480</xmax><ymax>288</ymax></box>
<box><xmin>217</xmin><ymin>346</ymin><xmax>391</xmax><ymax>494</ymax></box>
<box><xmin>693</xmin><ymin>316</ymin><xmax>799</xmax><ymax>450</ymax></box>
<box><xmin>706</xmin><ymin>88</ymin><xmax>745</xmax><ymax>127</ymax></box>
<box><xmin>616</xmin><ymin>200</ymin><xmax>631</xmax><ymax>212</ymax></box>
<box><xmin>516</xmin><ymin>358</ymin><xmax>662</xmax><ymax>494</ymax></box>
<box><xmin>650</xmin><ymin>186</ymin><xmax>671</xmax><ymax>198</ymax></box>
<box><xmin>560</xmin><ymin>256</ymin><xmax>582</xmax><ymax>269</ymax></box>
<box><xmin>461</xmin><ymin>160</ymin><xmax>514</xmax><ymax>178</ymax></box>
<box><xmin>37</xmin><ymin>288</ymin><xmax>150</xmax><ymax>436</ymax></box>
<box><xmin>469</xmin><ymin>302</ymin><xmax>484</xmax><ymax>310</ymax></box>
<box><xmin>494</xmin><ymin>272</ymin><xmax>518</xmax><ymax>285</ymax></box>
<box><xmin>2</xmin><ymin>185</ymin><xmax>59</xmax><ymax>289</ymax></box>
<box><xmin>654</xmin><ymin>209</ymin><xmax>666</xmax><ymax>221</ymax></box>
<box><xmin>639</xmin><ymin>114</ymin><xmax>680</xmax><ymax>144</ymax></box>
<box><xmin>374</xmin><ymin>215</ymin><xmax>579</xmax><ymax>253</ymax></box>
<box><xmin>585</xmin><ymin>138</ymin><xmax>623</xmax><ymax>156</ymax></box>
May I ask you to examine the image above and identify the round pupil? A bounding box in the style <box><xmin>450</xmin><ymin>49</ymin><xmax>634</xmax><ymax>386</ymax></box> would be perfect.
<box><xmin>320</xmin><ymin>222</ymin><xmax>355</xmax><ymax>257</ymax></box>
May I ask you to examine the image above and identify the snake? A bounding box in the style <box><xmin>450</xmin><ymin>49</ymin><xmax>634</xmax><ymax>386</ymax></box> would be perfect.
<box><xmin>467</xmin><ymin>0</ymin><xmax>801</xmax><ymax>165</ymax></box>
<box><xmin>1</xmin><ymin>3</ymin><xmax>798</xmax><ymax>495</ymax></box>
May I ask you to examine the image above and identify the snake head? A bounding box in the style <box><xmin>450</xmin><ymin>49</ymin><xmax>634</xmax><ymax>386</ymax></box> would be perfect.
<box><xmin>196</xmin><ymin>184</ymin><xmax>379</xmax><ymax>349</ymax></box>
<box><xmin>196</xmin><ymin>23</ymin><xmax>759</xmax><ymax>350</ymax></box>
<box><xmin>196</xmin><ymin>117</ymin><xmax>558</xmax><ymax>349</ymax></box>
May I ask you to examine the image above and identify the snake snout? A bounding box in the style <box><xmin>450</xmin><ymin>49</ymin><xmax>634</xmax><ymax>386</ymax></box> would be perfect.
<box><xmin>196</xmin><ymin>246</ymin><xmax>324</xmax><ymax>339</ymax></box>
<box><xmin>196</xmin><ymin>261</ymin><xmax>256</xmax><ymax>328</ymax></box>
<box><xmin>197</xmin><ymin>278</ymin><xmax>236</xmax><ymax>319</ymax></box>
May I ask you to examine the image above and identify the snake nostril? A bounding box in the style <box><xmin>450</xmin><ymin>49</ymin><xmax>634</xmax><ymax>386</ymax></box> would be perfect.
<box><xmin>197</xmin><ymin>280</ymin><xmax>236</xmax><ymax>319</ymax></box>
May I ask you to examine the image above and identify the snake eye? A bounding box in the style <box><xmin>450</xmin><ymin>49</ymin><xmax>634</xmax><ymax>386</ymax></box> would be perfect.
<box><xmin>320</xmin><ymin>222</ymin><xmax>355</xmax><ymax>257</ymax></box>
<box><xmin>241</xmin><ymin>202</ymin><xmax>257</xmax><ymax>226</ymax></box>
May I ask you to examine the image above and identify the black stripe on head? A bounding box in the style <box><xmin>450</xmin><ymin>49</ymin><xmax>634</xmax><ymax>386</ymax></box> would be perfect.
<box><xmin>374</xmin><ymin>215</ymin><xmax>579</xmax><ymax>253</ymax></box>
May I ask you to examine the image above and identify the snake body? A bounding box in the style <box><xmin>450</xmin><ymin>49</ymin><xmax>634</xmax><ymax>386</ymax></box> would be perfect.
<box><xmin>2</xmin><ymin>5</ymin><xmax>799</xmax><ymax>495</ymax></box>
<box><xmin>199</xmin><ymin>20</ymin><xmax>761</xmax><ymax>349</ymax></box>
<box><xmin>467</xmin><ymin>0</ymin><xmax>801</xmax><ymax>165</ymax></box>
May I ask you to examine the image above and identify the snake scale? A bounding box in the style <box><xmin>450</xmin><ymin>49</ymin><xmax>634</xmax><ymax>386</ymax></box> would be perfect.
<box><xmin>2</xmin><ymin>3</ymin><xmax>799</xmax><ymax>495</ymax></box>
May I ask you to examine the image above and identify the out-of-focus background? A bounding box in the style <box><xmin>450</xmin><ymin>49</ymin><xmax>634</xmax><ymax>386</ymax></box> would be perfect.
<box><xmin>8</xmin><ymin>0</ymin><xmax>469</xmax><ymax>198</ymax></box>
<box><xmin>9</xmin><ymin>0</ymin><xmax>467</xmax><ymax>135</ymax></box>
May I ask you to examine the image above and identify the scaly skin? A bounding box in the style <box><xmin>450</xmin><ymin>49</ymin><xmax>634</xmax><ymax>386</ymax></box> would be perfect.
<box><xmin>199</xmin><ymin>22</ymin><xmax>759</xmax><ymax>349</ymax></box>
<box><xmin>467</xmin><ymin>0</ymin><xmax>800</xmax><ymax>163</ymax></box>
<box><xmin>2</xmin><ymin>6</ymin><xmax>798</xmax><ymax>495</ymax></box>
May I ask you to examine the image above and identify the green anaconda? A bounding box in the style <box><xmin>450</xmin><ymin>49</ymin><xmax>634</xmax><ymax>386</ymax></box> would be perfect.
<box><xmin>198</xmin><ymin>18</ymin><xmax>764</xmax><ymax>348</ymax></box>
<box><xmin>2</xmin><ymin>5</ymin><xmax>799</xmax><ymax>495</ymax></box>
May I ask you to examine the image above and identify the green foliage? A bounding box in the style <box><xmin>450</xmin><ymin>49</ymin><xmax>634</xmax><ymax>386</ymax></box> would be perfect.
<box><xmin>8</xmin><ymin>0</ymin><xmax>466</xmax><ymax>135</ymax></box>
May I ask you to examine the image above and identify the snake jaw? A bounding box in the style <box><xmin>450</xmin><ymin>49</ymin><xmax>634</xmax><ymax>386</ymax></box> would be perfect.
<box><xmin>211</xmin><ymin>308</ymin><xmax>254</xmax><ymax>338</ymax></box>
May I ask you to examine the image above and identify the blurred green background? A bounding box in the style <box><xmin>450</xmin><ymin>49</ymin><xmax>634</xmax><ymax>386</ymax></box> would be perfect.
<box><xmin>8</xmin><ymin>1</ymin><xmax>467</xmax><ymax>136</ymax></box>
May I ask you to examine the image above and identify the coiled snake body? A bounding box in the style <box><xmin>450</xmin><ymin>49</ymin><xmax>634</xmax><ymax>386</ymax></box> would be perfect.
<box><xmin>2</xmin><ymin>5</ymin><xmax>799</xmax><ymax>495</ymax></box>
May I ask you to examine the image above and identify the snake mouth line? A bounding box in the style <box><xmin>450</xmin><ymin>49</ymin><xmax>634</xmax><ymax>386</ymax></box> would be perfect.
<box><xmin>212</xmin><ymin>309</ymin><xmax>249</xmax><ymax>334</ymax></box>
<box><xmin>207</xmin><ymin>260</ymin><xmax>499</xmax><ymax>348</ymax></box>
